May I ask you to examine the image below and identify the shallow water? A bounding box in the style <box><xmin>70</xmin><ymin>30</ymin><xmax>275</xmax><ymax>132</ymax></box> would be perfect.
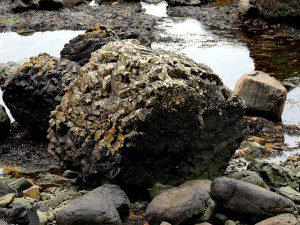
<box><xmin>0</xmin><ymin>30</ymin><xmax>84</xmax><ymax>63</ymax></box>
<box><xmin>282</xmin><ymin>87</ymin><xmax>300</xmax><ymax>126</ymax></box>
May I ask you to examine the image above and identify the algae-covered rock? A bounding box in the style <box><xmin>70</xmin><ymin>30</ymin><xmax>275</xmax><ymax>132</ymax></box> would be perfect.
<box><xmin>3</xmin><ymin>53</ymin><xmax>80</xmax><ymax>138</ymax></box>
<box><xmin>61</xmin><ymin>24</ymin><xmax>119</xmax><ymax>66</ymax></box>
<box><xmin>48</xmin><ymin>39</ymin><xmax>244</xmax><ymax>188</ymax></box>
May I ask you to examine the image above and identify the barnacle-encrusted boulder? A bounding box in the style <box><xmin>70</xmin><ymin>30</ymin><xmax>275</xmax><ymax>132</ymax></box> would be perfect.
<box><xmin>48</xmin><ymin>39</ymin><xmax>244</xmax><ymax>189</ymax></box>
<box><xmin>3</xmin><ymin>53</ymin><xmax>80</xmax><ymax>138</ymax></box>
<box><xmin>61</xmin><ymin>24</ymin><xmax>119</xmax><ymax>66</ymax></box>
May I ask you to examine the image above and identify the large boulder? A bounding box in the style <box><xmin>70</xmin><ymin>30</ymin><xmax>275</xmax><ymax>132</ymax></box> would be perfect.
<box><xmin>146</xmin><ymin>186</ymin><xmax>215</xmax><ymax>225</ymax></box>
<box><xmin>0</xmin><ymin>205</ymin><xmax>39</xmax><ymax>225</ymax></box>
<box><xmin>47</xmin><ymin>39</ymin><xmax>245</xmax><ymax>188</ymax></box>
<box><xmin>3</xmin><ymin>53</ymin><xmax>80</xmax><ymax>138</ymax></box>
<box><xmin>56</xmin><ymin>184</ymin><xmax>129</xmax><ymax>225</ymax></box>
<box><xmin>61</xmin><ymin>24</ymin><xmax>119</xmax><ymax>66</ymax></box>
<box><xmin>0</xmin><ymin>105</ymin><xmax>10</xmax><ymax>142</ymax></box>
<box><xmin>238</xmin><ymin>0</ymin><xmax>300</xmax><ymax>25</ymax></box>
<box><xmin>12</xmin><ymin>0</ymin><xmax>88</xmax><ymax>12</ymax></box>
<box><xmin>211</xmin><ymin>177</ymin><xmax>297</xmax><ymax>221</ymax></box>
<box><xmin>234</xmin><ymin>71</ymin><xmax>287</xmax><ymax>121</ymax></box>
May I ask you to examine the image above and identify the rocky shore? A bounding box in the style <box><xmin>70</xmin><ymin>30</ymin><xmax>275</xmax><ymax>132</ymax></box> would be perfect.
<box><xmin>0</xmin><ymin>0</ymin><xmax>299</xmax><ymax>224</ymax></box>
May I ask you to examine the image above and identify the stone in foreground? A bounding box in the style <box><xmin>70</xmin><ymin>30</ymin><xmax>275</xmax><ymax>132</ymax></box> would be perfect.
<box><xmin>56</xmin><ymin>184</ymin><xmax>129</xmax><ymax>225</ymax></box>
<box><xmin>3</xmin><ymin>53</ymin><xmax>80</xmax><ymax>138</ymax></box>
<box><xmin>61</xmin><ymin>24</ymin><xmax>119</xmax><ymax>66</ymax></box>
<box><xmin>255</xmin><ymin>213</ymin><xmax>299</xmax><ymax>225</ymax></box>
<box><xmin>146</xmin><ymin>186</ymin><xmax>215</xmax><ymax>225</ymax></box>
<box><xmin>211</xmin><ymin>177</ymin><xmax>297</xmax><ymax>221</ymax></box>
<box><xmin>0</xmin><ymin>105</ymin><xmax>10</xmax><ymax>142</ymax></box>
<box><xmin>277</xmin><ymin>187</ymin><xmax>300</xmax><ymax>204</ymax></box>
<box><xmin>48</xmin><ymin>39</ymin><xmax>244</xmax><ymax>188</ymax></box>
<box><xmin>234</xmin><ymin>71</ymin><xmax>287</xmax><ymax>121</ymax></box>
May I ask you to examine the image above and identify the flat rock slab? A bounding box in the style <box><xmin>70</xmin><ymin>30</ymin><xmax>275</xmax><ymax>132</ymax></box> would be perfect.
<box><xmin>211</xmin><ymin>177</ymin><xmax>297</xmax><ymax>221</ymax></box>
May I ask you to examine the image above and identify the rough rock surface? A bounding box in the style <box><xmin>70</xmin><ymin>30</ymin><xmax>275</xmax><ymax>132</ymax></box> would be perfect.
<box><xmin>146</xmin><ymin>186</ymin><xmax>215</xmax><ymax>225</ymax></box>
<box><xmin>61</xmin><ymin>24</ymin><xmax>119</xmax><ymax>66</ymax></box>
<box><xmin>3</xmin><ymin>53</ymin><xmax>81</xmax><ymax>138</ymax></box>
<box><xmin>211</xmin><ymin>177</ymin><xmax>297</xmax><ymax>220</ymax></box>
<box><xmin>56</xmin><ymin>184</ymin><xmax>129</xmax><ymax>225</ymax></box>
<box><xmin>234</xmin><ymin>71</ymin><xmax>287</xmax><ymax>121</ymax></box>
<box><xmin>0</xmin><ymin>205</ymin><xmax>39</xmax><ymax>225</ymax></box>
<box><xmin>239</xmin><ymin>0</ymin><xmax>300</xmax><ymax>25</ymax></box>
<box><xmin>0</xmin><ymin>105</ymin><xmax>10</xmax><ymax>142</ymax></box>
<box><xmin>255</xmin><ymin>213</ymin><xmax>299</xmax><ymax>225</ymax></box>
<box><xmin>48</xmin><ymin>39</ymin><xmax>245</xmax><ymax>188</ymax></box>
<box><xmin>12</xmin><ymin>0</ymin><xmax>88</xmax><ymax>12</ymax></box>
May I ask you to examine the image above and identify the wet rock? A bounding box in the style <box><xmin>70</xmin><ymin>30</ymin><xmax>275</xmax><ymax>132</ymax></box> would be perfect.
<box><xmin>61</xmin><ymin>24</ymin><xmax>119</xmax><ymax>66</ymax></box>
<box><xmin>148</xmin><ymin>183</ymin><xmax>173</xmax><ymax>200</ymax></box>
<box><xmin>0</xmin><ymin>105</ymin><xmax>10</xmax><ymax>142</ymax></box>
<box><xmin>0</xmin><ymin>62</ymin><xmax>21</xmax><ymax>87</ymax></box>
<box><xmin>48</xmin><ymin>39</ymin><xmax>245</xmax><ymax>188</ymax></box>
<box><xmin>228</xmin><ymin>170</ymin><xmax>269</xmax><ymax>189</ymax></box>
<box><xmin>0</xmin><ymin>183</ymin><xmax>14</xmax><ymax>198</ymax></box>
<box><xmin>211</xmin><ymin>177</ymin><xmax>297</xmax><ymax>221</ymax></box>
<box><xmin>249</xmin><ymin>160</ymin><xmax>300</xmax><ymax>191</ymax></box>
<box><xmin>0</xmin><ymin>205</ymin><xmax>39</xmax><ymax>225</ymax></box>
<box><xmin>56</xmin><ymin>184</ymin><xmax>128</xmax><ymax>225</ymax></box>
<box><xmin>23</xmin><ymin>185</ymin><xmax>41</xmax><ymax>200</ymax></box>
<box><xmin>3</xmin><ymin>53</ymin><xmax>81</xmax><ymax>138</ymax></box>
<box><xmin>255</xmin><ymin>213</ymin><xmax>298</xmax><ymax>225</ymax></box>
<box><xmin>0</xmin><ymin>193</ymin><xmax>15</xmax><ymax>207</ymax></box>
<box><xmin>239</xmin><ymin>0</ymin><xmax>300</xmax><ymax>25</ymax></box>
<box><xmin>234</xmin><ymin>71</ymin><xmax>287</xmax><ymax>121</ymax></box>
<box><xmin>12</xmin><ymin>0</ymin><xmax>88</xmax><ymax>12</ymax></box>
<box><xmin>277</xmin><ymin>187</ymin><xmax>300</xmax><ymax>203</ymax></box>
<box><xmin>146</xmin><ymin>186</ymin><xmax>215</xmax><ymax>225</ymax></box>
<box><xmin>179</xmin><ymin>179</ymin><xmax>212</xmax><ymax>194</ymax></box>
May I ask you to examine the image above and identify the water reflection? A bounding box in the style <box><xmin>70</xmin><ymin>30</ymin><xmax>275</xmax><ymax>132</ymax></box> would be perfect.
<box><xmin>0</xmin><ymin>30</ymin><xmax>84</xmax><ymax>63</ymax></box>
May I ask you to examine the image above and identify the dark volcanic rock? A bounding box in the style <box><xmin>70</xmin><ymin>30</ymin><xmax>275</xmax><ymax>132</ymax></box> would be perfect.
<box><xmin>0</xmin><ymin>205</ymin><xmax>39</xmax><ymax>225</ymax></box>
<box><xmin>61</xmin><ymin>24</ymin><xmax>119</xmax><ymax>66</ymax></box>
<box><xmin>48</xmin><ymin>39</ymin><xmax>244</xmax><ymax>188</ymax></box>
<box><xmin>3</xmin><ymin>53</ymin><xmax>80</xmax><ymax>138</ymax></box>
<box><xmin>12</xmin><ymin>0</ymin><xmax>88</xmax><ymax>12</ymax></box>
<box><xmin>56</xmin><ymin>184</ymin><xmax>129</xmax><ymax>225</ymax></box>
<box><xmin>211</xmin><ymin>177</ymin><xmax>297</xmax><ymax>221</ymax></box>
<box><xmin>0</xmin><ymin>105</ymin><xmax>10</xmax><ymax>142</ymax></box>
<box><xmin>146</xmin><ymin>186</ymin><xmax>215</xmax><ymax>225</ymax></box>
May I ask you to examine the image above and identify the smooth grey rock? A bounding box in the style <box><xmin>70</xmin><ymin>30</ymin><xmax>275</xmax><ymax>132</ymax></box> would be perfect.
<box><xmin>255</xmin><ymin>213</ymin><xmax>299</xmax><ymax>225</ymax></box>
<box><xmin>228</xmin><ymin>170</ymin><xmax>269</xmax><ymax>189</ymax></box>
<box><xmin>278</xmin><ymin>187</ymin><xmax>300</xmax><ymax>204</ymax></box>
<box><xmin>146</xmin><ymin>186</ymin><xmax>215</xmax><ymax>225</ymax></box>
<box><xmin>0</xmin><ymin>193</ymin><xmax>15</xmax><ymax>207</ymax></box>
<box><xmin>211</xmin><ymin>177</ymin><xmax>298</xmax><ymax>221</ymax></box>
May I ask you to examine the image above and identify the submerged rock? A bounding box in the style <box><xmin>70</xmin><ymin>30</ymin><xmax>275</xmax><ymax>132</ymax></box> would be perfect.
<box><xmin>3</xmin><ymin>53</ymin><xmax>80</xmax><ymax>138</ymax></box>
<box><xmin>48</xmin><ymin>39</ymin><xmax>244</xmax><ymax>188</ymax></box>
<box><xmin>61</xmin><ymin>24</ymin><xmax>119</xmax><ymax>66</ymax></box>
<box><xmin>146</xmin><ymin>186</ymin><xmax>215</xmax><ymax>225</ymax></box>
<box><xmin>234</xmin><ymin>71</ymin><xmax>287</xmax><ymax>121</ymax></box>
<box><xmin>56</xmin><ymin>184</ymin><xmax>129</xmax><ymax>225</ymax></box>
<box><xmin>12</xmin><ymin>0</ymin><xmax>88</xmax><ymax>12</ymax></box>
<box><xmin>0</xmin><ymin>105</ymin><xmax>10</xmax><ymax>142</ymax></box>
<box><xmin>211</xmin><ymin>177</ymin><xmax>297</xmax><ymax>221</ymax></box>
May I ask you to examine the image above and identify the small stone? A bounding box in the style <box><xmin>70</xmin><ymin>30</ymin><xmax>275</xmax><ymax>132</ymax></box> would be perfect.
<box><xmin>23</xmin><ymin>185</ymin><xmax>41</xmax><ymax>200</ymax></box>
<box><xmin>160</xmin><ymin>222</ymin><xmax>172</xmax><ymax>225</ymax></box>
<box><xmin>255</xmin><ymin>213</ymin><xmax>298</xmax><ymax>225</ymax></box>
<box><xmin>12</xmin><ymin>197</ymin><xmax>32</xmax><ymax>207</ymax></box>
<box><xmin>37</xmin><ymin>210</ymin><xmax>48</xmax><ymax>225</ymax></box>
<box><xmin>0</xmin><ymin>193</ymin><xmax>15</xmax><ymax>207</ymax></box>
<box><xmin>277</xmin><ymin>187</ymin><xmax>300</xmax><ymax>204</ymax></box>
<box><xmin>62</xmin><ymin>170</ymin><xmax>78</xmax><ymax>179</ymax></box>
<box><xmin>225</xmin><ymin>220</ymin><xmax>236</xmax><ymax>225</ymax></box>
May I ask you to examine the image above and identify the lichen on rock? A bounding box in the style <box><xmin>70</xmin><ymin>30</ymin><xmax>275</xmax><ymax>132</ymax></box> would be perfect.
<box><xmin>48</xmin><ymin>39</ymin><xmax>244</xmax><ymax>189</ymax></box>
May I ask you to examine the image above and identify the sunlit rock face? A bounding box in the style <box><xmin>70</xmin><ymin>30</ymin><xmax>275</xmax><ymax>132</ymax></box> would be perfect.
<box><xmin>48</xmin><ymin>39</ymin><xmax>244</xmax><ymax>189</ymax></box>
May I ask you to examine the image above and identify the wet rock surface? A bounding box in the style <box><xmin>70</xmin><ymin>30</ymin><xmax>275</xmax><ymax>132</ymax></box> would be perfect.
<box><xmin>0</xmin><ymin>105</ymin><xmax>10</xmax><ymax>142</ymax></box>
<box><xmin>234</xmin><ymin>71</ymin><xmax>287</xmax><ymax>121</ymax></box>
<box><xmin>211</xmin><ymin>177</ymin><xmax>298</xmax><ymax>221</ymax></box>
<box><xmin>48</xmin><ymin>39</ymin><xmax>244</xmax><ymax>189</ymax></box>
<box><xmin>61</xmin><ymin>24</ymin><xmax>119</xmax><ymax>66</ymax></box>
<box><xmin>3</xmin><ymin>53</ymin><xmax>81</xmax><ymax>138</ymax></box>
<box><xmin>146</xmin><ymin>186</ymin><xmax>215</xmax><ymax>225</ymax></box>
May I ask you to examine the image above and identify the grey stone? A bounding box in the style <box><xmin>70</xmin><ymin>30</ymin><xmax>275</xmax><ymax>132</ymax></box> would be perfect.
<box><xmin>146</xmin><ymin>186</ymin><xmax>215</xmax><ymax>225</ymax></box>
<box><xmin>211</xmin><ymin>177</ymin><xmax>298</xmax><ymax>221</ymax></box>
<box><xmin>228</xmin><ymin>170</ymin><xmax>269</xmax><ymax>189</ymax></box>
<box><xmin>277</xmin><ymin>187</ymin><xmax>300</xmax><ymax>204</ymax></box>
<box><xmin>255</xmin><ymin>213</ymin><xmax>299</xmax><ymax>225</ymax></box>
<box><xmin>179</xmin><ymin>179</ymin><xmax>212</xmax><ymax>194</ymax></box>
<box><xmin>0</xmin><ymin>182</ymin><xmax>14</xmax><ymax>198</ymax></box>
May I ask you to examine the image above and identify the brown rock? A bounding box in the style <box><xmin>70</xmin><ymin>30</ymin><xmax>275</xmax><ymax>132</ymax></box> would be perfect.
<box><xmin>255</xmin><ymin>213</ymin><xmax>298</xmax><ymax>225</ymax></box>
<box><xmin>179</xmin><ymin>180</ymin><xmax>212</xmax><ymax>194</ymax></box>
<box><xmin>23</xmin><ymin>185</ymin><xmax>41</xmax><ymax>200</ymax></box>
